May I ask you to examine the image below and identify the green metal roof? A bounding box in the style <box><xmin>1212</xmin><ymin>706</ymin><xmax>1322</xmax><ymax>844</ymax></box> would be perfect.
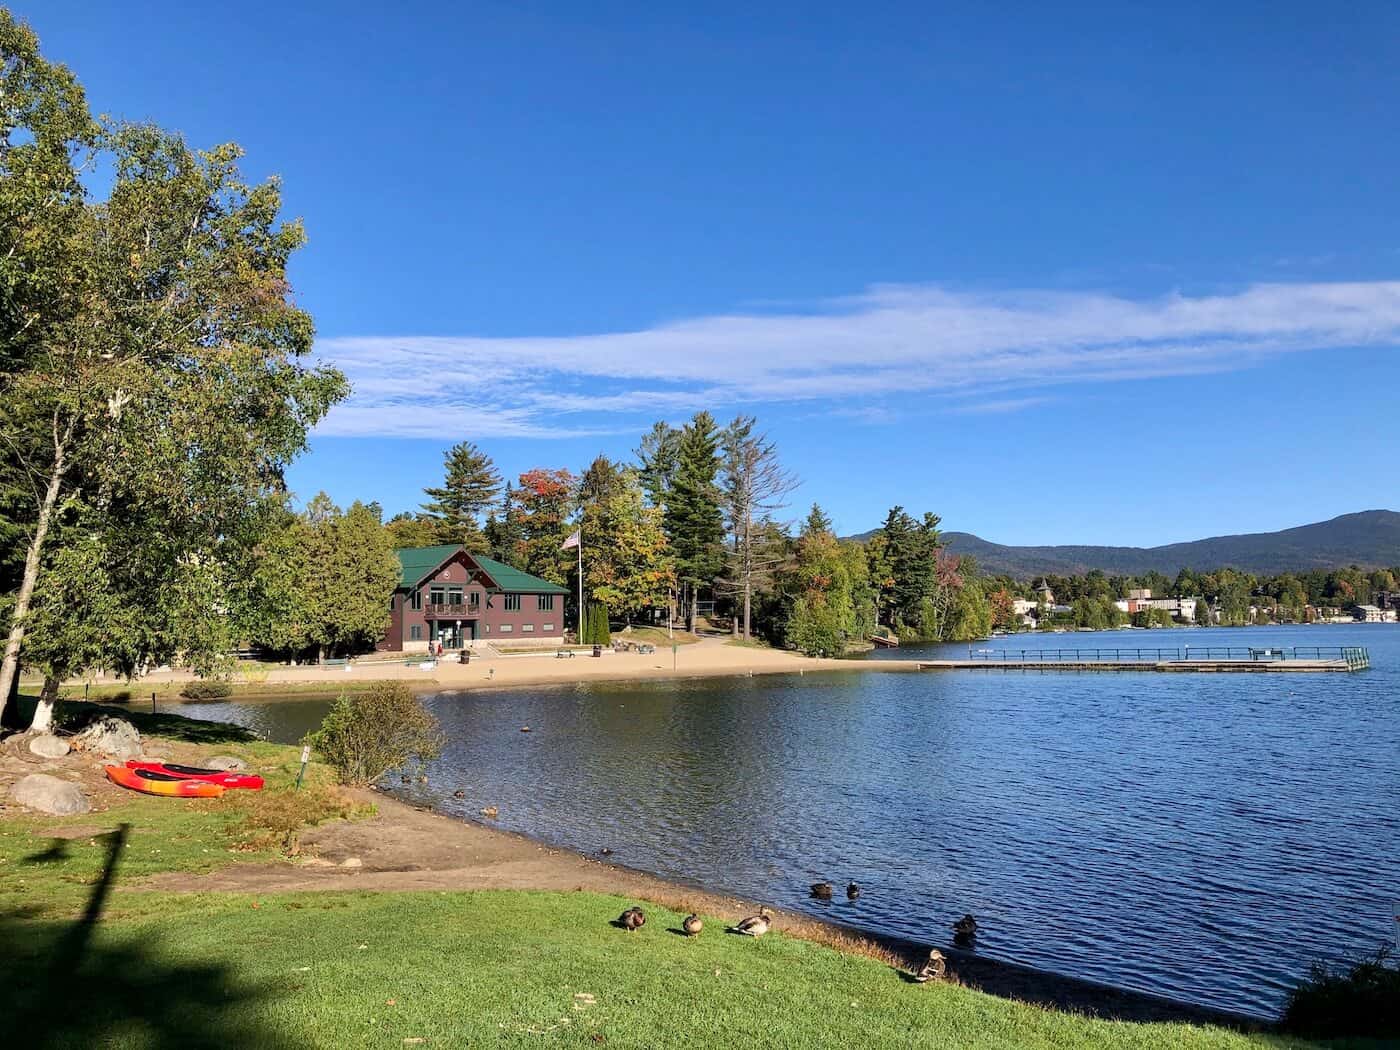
<box><xmin>394</xmin><ymin>545</ymin><xmax>568</xmax><ymax>594</ymax></box>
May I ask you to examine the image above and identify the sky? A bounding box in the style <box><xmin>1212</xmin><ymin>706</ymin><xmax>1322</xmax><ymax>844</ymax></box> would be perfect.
<box><xmin>18</xmin><ymin>1</ymin><xmax>1400</xmax><ymax>545</ymax></box>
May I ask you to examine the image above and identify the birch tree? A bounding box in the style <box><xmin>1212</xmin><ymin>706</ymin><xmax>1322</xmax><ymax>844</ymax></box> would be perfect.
<box><xmin>0</xmin><ymin>15</ymin><xmax>346</xmax><ymax>725</ymax></box>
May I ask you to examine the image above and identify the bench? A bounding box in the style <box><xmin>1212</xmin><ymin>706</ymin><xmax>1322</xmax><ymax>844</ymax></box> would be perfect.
<box><xmin>556</xmin><ymin>649</ymin><xmax>576</xmax><ymax>659</ymax></box>
<box><xmin>636</xmin><ymin>643</ymin><xmax>656</xmax><ymax>655</ymax></box>
<box><xmin>323</xmin><ymin>658</ymin><xmax>349</xmax><ymax>667</ymax></box>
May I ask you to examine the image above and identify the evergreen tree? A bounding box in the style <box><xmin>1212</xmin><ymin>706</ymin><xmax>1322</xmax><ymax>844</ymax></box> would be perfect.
<box><xmin>421</xmin><ymin>441</ymin><xmax>501</xmax><ymax>551</ymax></box>
<box><xmin>635</xmin><ymin>421</ymin><xmax>681</xmax><ymax>509</ymax></box>
<box><xmin>665</xmin><ymin>412</ymin><xmax>725</xmax><ymax>628</ymax></box>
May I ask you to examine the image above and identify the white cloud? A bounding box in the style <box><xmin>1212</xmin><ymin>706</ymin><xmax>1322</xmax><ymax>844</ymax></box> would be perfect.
<box><xmin>312</xmin><ymin>281</ymin><xmax>1400</xmax><ymax>438</ymax></box>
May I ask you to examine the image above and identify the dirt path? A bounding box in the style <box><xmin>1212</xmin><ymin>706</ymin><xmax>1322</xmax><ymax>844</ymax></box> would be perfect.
<box><xmin>143</xmin><ymin>789</ymin><xmax>1258</xmax><ymax>1030</ymax></box>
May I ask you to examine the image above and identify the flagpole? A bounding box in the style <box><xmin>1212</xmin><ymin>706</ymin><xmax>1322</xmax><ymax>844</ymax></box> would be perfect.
<box><xmin>577</xmin><ymin>528</ymin><xmax>584</xmax><ymax>644</ymax></box>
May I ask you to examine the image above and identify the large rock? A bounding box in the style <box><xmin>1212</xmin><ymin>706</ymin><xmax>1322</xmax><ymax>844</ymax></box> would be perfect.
<box><xmin>204</xmin><ymin>755</ymin><xmax>246</xmax><ymax>771</ymax></box>
<box><xmin>27</xmin><ymin>734</ymin><xmax>70</xmax><ymax>758</ymax></box>
<box><xmin>71</xmin><ymin>715</ymin><xmax>142</xmax><ymax>759</ymax></box>
<box><xmin>10</xmin><ymin>774</ymin><xmax>90</xmax><ymax>815</ymax></box>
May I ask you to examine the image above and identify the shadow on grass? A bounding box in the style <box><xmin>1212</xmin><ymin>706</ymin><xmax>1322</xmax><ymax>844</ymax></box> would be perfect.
<box><xmin>2</xmin><ymin>824</ymin><xmax>291</xmax><ymax>1049</ymax></box>
<box><xmin>62</xmin><ymin>700</ymin><xmax>259</xmax><ymax>745</ymax></box>
<box><xmin>21</xmin><ymin>840</ymin><xmax>71</xmax><ymax>865</ymax></box>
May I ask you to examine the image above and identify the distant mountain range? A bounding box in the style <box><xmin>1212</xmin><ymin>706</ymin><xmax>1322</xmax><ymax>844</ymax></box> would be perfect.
<box><xmin>847</xmin><ymin>510</ymin><xmax>1400</xmax><ymax>579</ymax></box>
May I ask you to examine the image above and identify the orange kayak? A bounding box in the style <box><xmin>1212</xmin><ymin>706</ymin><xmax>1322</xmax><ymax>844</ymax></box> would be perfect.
<box><xmin>104</xmin><ymin>764</ymin><xmax>225</xmax><ymax>798</ymax></box>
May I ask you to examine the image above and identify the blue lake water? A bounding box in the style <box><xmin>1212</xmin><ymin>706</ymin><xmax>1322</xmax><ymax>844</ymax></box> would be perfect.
<box><xmin>183</xmin><ymin>624</ymin><xmax>1400</xmax><ymax>1017</ymax></box>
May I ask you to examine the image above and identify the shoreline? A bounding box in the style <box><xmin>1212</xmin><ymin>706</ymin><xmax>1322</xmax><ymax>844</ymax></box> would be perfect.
<box><xmin>150</xmin><ymin>783</ymin><xmax>1267</xmax><ymax>1031</ymax></box>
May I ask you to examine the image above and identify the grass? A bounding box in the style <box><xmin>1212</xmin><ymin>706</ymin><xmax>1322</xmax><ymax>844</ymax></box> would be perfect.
<box><xmin>18</xmin><ymin>678</ymin><xmax>393</xmax><ymax>704</ymax></box>
<box><xmin>621</xmin><ymin>626</ymin><xmax>702</xmax><ymax>646</ymax></box>
<box><xmin>0</xmin><ymin>889</ymin><xmax>1346</xmax><ymax>1050</ymax></box>
<box><xmin>0</xmin><ymin>704</ymin><xmax>1373</xmax><ymax>1048</ymax></box>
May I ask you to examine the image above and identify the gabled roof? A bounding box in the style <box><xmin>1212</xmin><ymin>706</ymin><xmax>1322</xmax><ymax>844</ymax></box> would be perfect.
<box><xmin>394</xmin><ymin>545</ymin><xmax>568</xmax><ymax>594</ymax></box>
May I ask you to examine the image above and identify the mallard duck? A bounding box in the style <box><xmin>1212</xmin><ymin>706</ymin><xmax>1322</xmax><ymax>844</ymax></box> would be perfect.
<box><xmin>912</xmin><ymin>948</ymin><xmax>946</xmax><ymax>983</ymax></box>
<box><xmin>480</xmin><ymin>806</ymin><xmax>499</xmax><ymax>819</ymax></box>
<box><xmin>733</xmin><ymin>907</ymin><xmax>772</xmax><ymax>936</ymax></box>
<box><xmin>682</xmin><ymin>913</ymin><xmax>703</xmax><ymax>936</ymax></box>
<box><xmin>846</xmin><ymin>882</ymin><xmax>861</xmax><ymax>900</ymax></box>
<box><xmin>810</xmin><ymin>882</ymin><xmax>833</xmax><ymax>900</ymax></box>
<box><xmin>618</xmin><ymin>906</ymin><xmax>646</xmax><ymax>931</ymax></box>
<box><xmin>452</xmin><ymin>789</ymin><xmax>465</xmax><ymax>798</ymax></box>
<box><xmin>953</xmin><ymin>914</ymin><xmax>978</xmax><ymax>939</ymax></box>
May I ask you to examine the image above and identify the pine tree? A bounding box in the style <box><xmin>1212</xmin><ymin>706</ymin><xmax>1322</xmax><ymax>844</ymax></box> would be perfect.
<box><xmin>635</xmin><ymin>422</ymin><xmax>681</xmax><ymax>509</ymax></box>
<box><xmin>421</xmin><ymin>441</ymin><xmax>501</xmax><ymax>551</ymax></box>
<box><xmin>665</xmin><ymin>412</ymin><xmax>725</xmax><ymax>629</ymax></box>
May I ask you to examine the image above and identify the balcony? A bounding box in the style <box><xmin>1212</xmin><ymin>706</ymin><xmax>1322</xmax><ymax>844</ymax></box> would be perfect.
<box><xmin>425</xmin><ymin>603</ymin><xmax>479</xmax><ymax>620</ymax></box>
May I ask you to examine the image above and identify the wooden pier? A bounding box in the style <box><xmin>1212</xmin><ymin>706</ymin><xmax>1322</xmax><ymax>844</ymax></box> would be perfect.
<box><xmin>917</xmin><ymin>645</ymin><xmax>1370</xmax><ymax>674</ymax></box>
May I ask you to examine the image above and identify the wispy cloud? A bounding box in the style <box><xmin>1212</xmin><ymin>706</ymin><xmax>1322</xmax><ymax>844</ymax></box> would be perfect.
<box><xmin>949</xmin><ymin>396</ymin><xmax>1053</xmax><ymax>415</ymax></box>
<box><xmin>312</xmin><ymin>281</ymin><xmax>1400</xmax><ymax>438</ymax></box>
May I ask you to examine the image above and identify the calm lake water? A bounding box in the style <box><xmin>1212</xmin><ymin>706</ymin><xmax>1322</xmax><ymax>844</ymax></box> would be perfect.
<box><xmin>183</xmin><ymin>624</ymin><xmax>1400</xmax><ymax>1017</ymax></box>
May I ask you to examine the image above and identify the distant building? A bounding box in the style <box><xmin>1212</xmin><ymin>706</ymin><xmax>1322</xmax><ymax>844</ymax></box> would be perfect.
<box><xmin>1353</xmin><ymin>604</ymin><xmax>1397</xmax><ymax>623</ymax></box>
<box><xmin>1376</xmin><ymin>591</ymin><xmax>1400</xmax><ymax>611</ymax></box>
<box><xmin>1127</xmin><ymin>588</ymin><xmax>1152</xmax><ymax>600</ymax></box>
<box><xmin>1125</xmin><ymin>596</ymin><xmax>1199</xmax><ymax>621</ymax></box>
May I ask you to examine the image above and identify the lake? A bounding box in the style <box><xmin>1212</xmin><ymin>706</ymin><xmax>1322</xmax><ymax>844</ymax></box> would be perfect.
<box><xmin>181</xmin><ymin>624</ymin><xmax>1400</xmax><ymax>1017</ymax></box>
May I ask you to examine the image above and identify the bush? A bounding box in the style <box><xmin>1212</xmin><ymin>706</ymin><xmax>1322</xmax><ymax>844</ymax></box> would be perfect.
<box><xmin>227</xmin><ymin>784</ymin><xmax>370</xmax><ymax>854</ymax></box>
<box><xmin>1281</xmin><ymin>947</ymin><xmax>1400</xmax><ymax>1038</ymax></box>
<box><xmin>788</xmin><ymin>597</ymin><xmax>844</xmax><ymax>656</ymax></box>
<box><xmin>581</xmin><ymin>603</ymin><xmax>611</xmax><ymax>645</ymax></box>
<box><xmin>179</xmin><ymin>681</ymin><xmax>233</xmax><ymax>700</ymax></box>
<box><xmin>307</xmin><ymin>682</ymin><xmax>444</xmax><ymax>786</ymax></box>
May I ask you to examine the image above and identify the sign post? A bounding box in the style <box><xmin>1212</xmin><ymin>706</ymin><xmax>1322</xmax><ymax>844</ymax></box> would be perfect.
<box><xmin>672</xmin><ymin>643</ymin><xmax>678</xmax><ymax>672</ymax></box>
<box><xmin>295</xmin><ymin>745</ymin><xmax>310</xmax><ymax>790</ymax></box>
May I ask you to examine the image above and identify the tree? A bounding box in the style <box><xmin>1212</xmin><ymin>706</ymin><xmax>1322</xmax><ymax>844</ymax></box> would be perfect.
<box><xmin>384</xmin><ymin>512</ymin><xmax>445</xmax><ymax>549</ymax></box>
<box><xmin>635</xmin><ymin>421</ymin><xmax>681</xmax><ymax>509</ymax></box>
<box><xmin>780</xmin><ymin>505</ymin><xmax>874</xmax><ymax>655</ymax></box>
<box><xmin>719</xmin><ymin>417</ymin><xmax>798</xmax><ymax>639</ymax></box>
<box><xmin>421</xmin><ymin>441</ymin><xmax>500</xmax><ymax>552</ymax></box>
<box><xmin>307</xmin><ymin>682</ymin><xmax>444</xmax><ymax>786</ymax></box>
<box><xmin>514</xmin><ymin>468</ymin><xmax>577</xmax><ymax>586</ymax></box>
<box><xmin>0</xmin><ymin>20</ymin><xmax>347</xmax><ymax>724</ymax></box>
<box><xmin>578</xmin><ymin>463</ymin><xmax>674</xmax><ymax>623</ymax></box>
<box><xmin>665</xmin><ymin>413</ymin><xmax>725</xmax><ymax>629</ymax></box>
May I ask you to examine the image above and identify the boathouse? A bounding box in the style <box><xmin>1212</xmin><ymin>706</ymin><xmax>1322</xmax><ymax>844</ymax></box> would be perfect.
<box><xmin>381</xmin><ymin>545</ymin><xmax>569</xmax><ymax>652</ymax></box>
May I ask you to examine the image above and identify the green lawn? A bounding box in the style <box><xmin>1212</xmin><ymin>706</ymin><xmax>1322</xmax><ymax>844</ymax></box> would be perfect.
<box><xmin>0</xmin><ymin>704</ymin><xmax>1368</xmax><ymax>1049</ymax></box>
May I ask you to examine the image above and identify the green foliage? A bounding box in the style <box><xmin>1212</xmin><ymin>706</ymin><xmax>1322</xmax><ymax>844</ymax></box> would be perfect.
<box><xmin>421</xmin><ymin>441</ymin><xmax>501</xmax><ymax>552</ymax></box>
<box><xmin>513</xmin><ymin>467</ymin><xmax>577</xmax><ymax>586</ymax></box>
<box><xmin>581</xmin><ymin>602</ymin><xmax>612</xmax><ymax>645</ymax></box>
<box><xmin>779</xmin><ymin>507</ymin><xmax>874</xmax><ymax>653</ymax></box>
<box><xmin>665</xmin><ymin>412</ymin><xmax>726</xmax><ymax>602</ymax></box>
<box><xmin>0</xmin><ymin>20</ymin><xmax>346</xmax><ymax>722</ymax></box>
<box><xmin>227</xmin><ymin>784</ymin><xmax>369</xmax><ymax>854</ymax></box>
<box><xmin>579</xmin><ymin>462</ymin><xmax>674</xmax><ymax>618</ymax></box>
<box><xmin>384</xmin><ymin>512</ymin><xmax>448</xmax><ymax>549</ymax></box>
<box><xmin>179</xmin><ymin>681</ymin><xmax>233</xmax><ymax>701</ymax></box>
<box><xmin>307</xmin><ymin>682</ymin><xmax>444</xmax><ymax>786</ymax></box>
<box><xmin>1281</xmin><ymin>947</ymin><xmax>1400</xmax><ymax>1038</ymax></box>
<box><xmin>634</xmin><ymin>420</ymin><xmax>681</xmax><ymax>509</ymax></box>
<box><xmin>787</xmin><ymin>595</ymin><xmax>846</xmax><ymax>656</ymax></box>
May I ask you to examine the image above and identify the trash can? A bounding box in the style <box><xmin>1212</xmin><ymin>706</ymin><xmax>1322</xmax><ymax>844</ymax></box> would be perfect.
<box><xmin>458</xmin><ymin>649</ymin><xmax>471</xmax><ymax>664</ymax></box>
<box><xmin>592</xmin><ymin>644</ymin><xmax>602</xmax><ymax>658</ymax></box>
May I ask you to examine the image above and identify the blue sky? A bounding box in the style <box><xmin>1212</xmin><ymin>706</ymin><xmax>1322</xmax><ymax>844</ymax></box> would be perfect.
<box><xmin>20</xmin><ymin>1</ymin><xmax>1400</xmax><ymax>545</ymax></box>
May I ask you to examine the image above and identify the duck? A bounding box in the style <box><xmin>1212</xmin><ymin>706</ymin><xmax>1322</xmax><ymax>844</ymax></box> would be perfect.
<box><xmin>480</xmin><ymin>806</ymin><xmax>499</xmax><ymax>820</ymax></box>
<box><xmin>732</xmin><ymin>907</ymin><xmax>772</xmax><ymax>937</ymax></box>
<box><xmin>953</xmin><ymin>914</ymin><xmax>978</xmax><ymax>939</ymax></box>
<box><xmin>912</xmin><ymin>948</ymin><xmax>947</xmax><ymax>983</ymax></box>
<box><xmin>810</xmin><ymin>882</ymin><xmax>833</xmax><ymax>900</ymax></box>
<box><xmin>618</xmin><ymin>906</ymin><xmax>646</xmax><ymax>931</ymax></box>
<box><xmin>682</xmin><ymin>913</ymin><xmax>703</xmax><ymax>936</ymax></box>
<box><xmin>846</xmin><ymin>882</ymin><xmax>861</xmax><ymax>900</ymax></box>
<box><xmin>452</xmin><ymin>789</ymin><xmax>465</xmax><ymax>799</ymax></box>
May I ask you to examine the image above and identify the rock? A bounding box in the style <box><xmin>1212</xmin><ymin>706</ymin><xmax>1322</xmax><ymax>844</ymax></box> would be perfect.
<box><xmin>340</xmin><ymin>857</ymin><xmax>362</xmax><ymax>868</ymax></box>
<box><xmin>204</xmin><ymin>755</ymin><xmax>246</xmax><ymax>771</ymax></box>
<box><xmin>10</xmin><ymin>774</ymin><xmax>90</xmax><ymax>815</ymax></box>
<box><xmin>27</xmin><ymin>735</ymin><xmax>70</xmax><ymax>758</ymax></box>
<box><xmin>71</xmin><ymin>715</ymin><xmax>142</xmax><ymax>759</ymax></box>
<box><xmin>141</xmin><ymin>744</ymin><xmax>172</xmax><ymax>760</ymax></box>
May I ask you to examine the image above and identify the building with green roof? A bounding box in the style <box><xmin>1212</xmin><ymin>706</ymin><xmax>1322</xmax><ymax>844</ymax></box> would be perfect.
<box><xmin>382</xmin><ymin>545</ymin><xmax>568</xmax><ymax>652</ymax></box>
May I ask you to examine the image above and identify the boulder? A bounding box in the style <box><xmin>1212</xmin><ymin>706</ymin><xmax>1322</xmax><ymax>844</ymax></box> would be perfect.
<box><xmin>10</xmin><ymin>774</ymin><xmax>90</xmax><ymax>815</ymax></box>
<box><xmin>71</xmin><ymin>715</ymin><xmax>142</xmax><ymax>759</ymax></box>
<box><xmin>27</xmin><ymin>735</ymin><xmax>70</xmax><ymax>759</ymax></box>
<box><xmin>205</xmin><ymin>755</ymin><xmax>246</xmax><ymax>771</ymax></box>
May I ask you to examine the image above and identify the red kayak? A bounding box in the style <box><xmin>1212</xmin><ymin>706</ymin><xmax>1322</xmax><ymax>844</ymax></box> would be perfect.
<box><xmin>124</xmin><ymin>760</ymin><xmax>264</xmax><ymax>790</ymax></box>
<box><xmin>106</xmin><ymin>765</ymin><xmax>225</xmax><ymax>798</ymax></box>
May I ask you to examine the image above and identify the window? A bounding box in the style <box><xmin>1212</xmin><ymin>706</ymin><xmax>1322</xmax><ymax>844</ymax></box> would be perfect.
<box><xmin>498</xmin><ymin>624</ymin><xmax>513</xmax><ymax>633</ymax></box>
<box><xmin>537</xmin><ymin>594</ymin><xmax>555</xmax><ymax>611</ymax></box>
<box><xmin>389</xmin><ymin>594</ymin><xmax>396</xmax><ymax>610</ymax></box>
<box><xmin>409</xmin><ymin>625</ymin><xmax>422</xmax><ymax>641</ymax></box>
<box><xmin>410</xmin><ymin>590</ymin><xmax>422</xmax><ymax>611</ymax></box>
<box><xmin>504</xmin><ymin>593</ymin><xmax>521</xmax><ymax>611</ymax></box>
<box><xmin>468</xmin><ymin>591</ymin><xmax>480</xmax><ymax>610</ymax></box>
<box><xmin>522</xmin><ymin>624</ymin><xmax>535</xmax><ymax>632</ymax></box>
<box><xmin>542</xmin><ymin>623</ymin><xmax>554</xmax><ymax>632</ymax></box>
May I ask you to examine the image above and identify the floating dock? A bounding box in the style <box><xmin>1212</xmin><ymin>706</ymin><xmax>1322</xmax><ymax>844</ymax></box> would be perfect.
<box><xmin>919</xmin><ymin>645</ymin><xmax>1369</xmax><ymax>674</ymax></box>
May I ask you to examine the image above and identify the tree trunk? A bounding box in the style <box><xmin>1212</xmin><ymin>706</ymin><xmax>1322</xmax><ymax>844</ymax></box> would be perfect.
<box><xmin>0</xmin><ymin>453</ymin><xmax>67</xmax><ymax>726</ymax></box>
<box><xmin>743</xmin><ymin>579</ymin><xmax>752</xmax><ymax>641</ymax></box>
<box><xmin>29</xmin><ymin>675</ymin><xmax>61</xmax><ymax>734</ymax></box>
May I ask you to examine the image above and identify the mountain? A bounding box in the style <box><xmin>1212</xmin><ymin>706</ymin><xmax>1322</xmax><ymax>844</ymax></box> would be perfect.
<box><xmin>847</xmin><ymin>511</ymin><xmax>1400</xmax><ymax>579</ymax></box>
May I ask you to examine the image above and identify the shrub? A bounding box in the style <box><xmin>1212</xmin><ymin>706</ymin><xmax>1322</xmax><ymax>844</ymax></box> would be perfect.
<box><xmin>228</xmin><ymin>784</ymin><xmax>370</xmax><ymax>854</ymax></box>
<box><xmin>307</xmin><ymin>682</ymin><xmax>444</xmax><ymax>786</ymax></box>
<box><xmin>1281</xmin><ymin>947</ymin><xmax>1400</xmax><ymax>1038</ymax></box>
<box><xmin>180</xmin><ymin>681</ymin><xmax>232</xmax><ymax>701</ymax></box>
<box><xmin>788</xmin><ymin>597</ymin><xmax>844</xmax><ymax>656</ymax></box>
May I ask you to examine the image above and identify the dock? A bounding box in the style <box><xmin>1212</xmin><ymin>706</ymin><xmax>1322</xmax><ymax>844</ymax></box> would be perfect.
<box><xmin>918</xmin><ymin>645</ymin><xmax>1370</xmax><ymax>673</ymax></box>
